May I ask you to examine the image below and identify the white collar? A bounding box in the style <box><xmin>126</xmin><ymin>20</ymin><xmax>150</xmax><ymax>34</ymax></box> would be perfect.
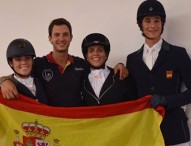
<box><xmin>14</xmin><ymin>75</ymin><xmax>34</xmax><ymax>86</ymax></box>
<box><xmin>90</xmin><ymin>66</ymin><xmax>110</xmax><ymax>78</ymax></box>
<box><xmin>144</xmin><ymin>38</ymin><xmax>162</xmax><ymax>54</ymax></box>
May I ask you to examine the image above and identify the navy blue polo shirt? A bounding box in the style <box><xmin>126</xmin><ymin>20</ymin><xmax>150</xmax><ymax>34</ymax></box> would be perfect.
<box><xmin>32</xmin><ymin>52</ymin><xmax>88</xmax><ymax>107</ymax></box>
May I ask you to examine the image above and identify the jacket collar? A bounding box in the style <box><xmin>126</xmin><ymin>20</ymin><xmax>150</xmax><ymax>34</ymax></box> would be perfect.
<box><xmin>138</xmin><ymin>39</ymin><xmax>170</xmax><ymax>54</ymax></box>
<box><xmin>135</xmin><ymin>39</ymin><xmax>170</xmax><ymax>71</ymax></box>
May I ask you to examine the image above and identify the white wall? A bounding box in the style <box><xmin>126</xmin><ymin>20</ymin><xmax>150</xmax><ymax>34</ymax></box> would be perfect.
<box><xmin>0</xmin><ymin>0</ymin><xmax>191</xmax><ymax>75</ymax></box>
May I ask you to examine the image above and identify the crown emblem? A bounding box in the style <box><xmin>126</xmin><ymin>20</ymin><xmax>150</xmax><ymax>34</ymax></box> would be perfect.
<box><xmin>13</xmin><ymin>120</ymin><xmax>62</xmax><ymax>145</ymax></box>
<box><xmin>22</xmin><ymin>120</ymin><xmax>51</xmax><ymax>139</ymax></box>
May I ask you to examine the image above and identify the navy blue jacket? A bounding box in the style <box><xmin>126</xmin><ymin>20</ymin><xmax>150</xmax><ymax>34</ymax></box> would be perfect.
<box><xmin>126</xmin><ymin>40</ymin><xmax>191</xmax><ymax>145</ymax></box>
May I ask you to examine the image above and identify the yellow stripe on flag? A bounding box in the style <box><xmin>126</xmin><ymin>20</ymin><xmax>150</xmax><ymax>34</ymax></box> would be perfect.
<box><xmin>0</xmin><ymin>93</ymin><xmax>165</xmax><ymax>146</ymax></box>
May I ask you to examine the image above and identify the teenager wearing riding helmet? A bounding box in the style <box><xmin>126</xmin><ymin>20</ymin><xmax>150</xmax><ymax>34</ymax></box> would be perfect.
<box><xmin>126</xmin><ymin>0</ymin><xmax>191</xmax><ymax>145</ymax></box>
<box><xmin>5</xmin><ymin>38</ymin><xmax>48</xmax><ymax>104</ymax></box>
<box><xmin>81</xmin><ymin>33</ymin><xmax>135</xmax><ymax>106</ymax></box>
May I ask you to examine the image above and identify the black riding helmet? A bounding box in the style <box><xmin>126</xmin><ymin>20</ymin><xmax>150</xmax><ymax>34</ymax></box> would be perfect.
<box><xmin>81</xmin><ymin>33</ymin><xmax>110</xmax><ymax>60</ymax></box>
<box><xmin>137</xmin><ymin>0</ymin><xmax>166</xmax><ymax>34</ymax></box>
<box><xmin>6</xmin><ymin>38</ymin><xmax>36</xmax><ymax>77</ymax></box>
<box><xmin>7</xmin><ymin>38</ymin><xmax>36</xmax><ymax>62</ymax></box>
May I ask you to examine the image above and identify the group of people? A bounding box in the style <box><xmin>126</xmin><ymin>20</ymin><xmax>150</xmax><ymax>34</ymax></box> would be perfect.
<box><xmin>1</xmin><ymin>0</ymin><xmax>191</xmax><ymax>146</ymax></box>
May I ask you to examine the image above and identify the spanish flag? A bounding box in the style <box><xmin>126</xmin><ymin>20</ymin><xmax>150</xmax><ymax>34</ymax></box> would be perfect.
<box><xmin>0</xmin><ymin>92</ymin><xmax>164</xmax><ymax>146</ymax></box>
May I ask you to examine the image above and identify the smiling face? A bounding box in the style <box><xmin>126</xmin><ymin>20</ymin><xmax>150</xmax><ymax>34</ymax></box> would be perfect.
<box><xmin>9</xmin><ymin>56</ymin><xmax>33</xmax><ymax>78</ymax></box>
<box><xmin>49</xmin><ymin>25</ymin><xmax>73</xmax><ymax>53</ymax></box>
<box><xmin>142</xmin><ymin>15</ymin><xmax>162</xmax><ymax>43</ymax></box>
<box><xmin>86</xmin><ymin>45</ymin><xmax>107</xmax><ymax>68</ymax></box>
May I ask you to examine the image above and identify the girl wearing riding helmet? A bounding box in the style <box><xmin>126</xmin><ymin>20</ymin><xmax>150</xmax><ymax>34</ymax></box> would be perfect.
<box><xmin>81</xmin><ymin>33</ymin><xmax>135</xmax><ymax>106</ymax></box>
<box><xmin>5</xmin><ymin>38</ymin><xmax>48</xmax><ymax>104</ymax></box>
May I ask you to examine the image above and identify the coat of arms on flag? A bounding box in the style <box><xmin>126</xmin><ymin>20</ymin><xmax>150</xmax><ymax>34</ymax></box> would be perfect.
<box><xmin>13</xmin><ymin>120</ymin><xmax>51</xmax><ymax>146</ymax></box>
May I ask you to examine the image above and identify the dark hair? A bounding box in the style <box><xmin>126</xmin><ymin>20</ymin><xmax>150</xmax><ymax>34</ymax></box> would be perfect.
<box><xmin>48</xmin><ymin>18</ymin><xmax>72</xmax><ymax>37</ymax></box>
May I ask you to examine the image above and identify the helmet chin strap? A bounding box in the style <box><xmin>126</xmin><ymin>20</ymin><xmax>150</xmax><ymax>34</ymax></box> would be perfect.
<box><xmin>87</xmin><ymin>56</ymin><xmax>108</xmax><ymax>70</ymax></box>
<box><xmin>9</xmin><ymin>64</ymin><xmax>31</xmax><ymax>78</ymax></box>
<box><xmin>142</xmin><ymin>25</ymin><xmax>164</xmax><ymax>40</ymax></box>
<box><xmin>14</xmin><ymin>71</ymin><xmax>31</xmax><ymax>79</ymax></box>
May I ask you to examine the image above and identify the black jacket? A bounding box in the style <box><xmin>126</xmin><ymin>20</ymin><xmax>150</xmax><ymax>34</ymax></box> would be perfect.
<box><xmin>126</xmin><ymin>40</ymin><xmax>191</xmax><ymax>145</ymax></box>
<box><xmin>82</xmin><ymin>67</ymin><xmax>135</xmax><ymax>106</ymax></box>
<box><xmin>12</xmin><ymin>77</ymin><xmax>48</xmax><ymax>104</ymax></box>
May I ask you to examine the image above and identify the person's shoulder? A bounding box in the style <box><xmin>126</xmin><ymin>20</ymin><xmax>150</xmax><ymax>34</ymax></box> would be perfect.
<box><xmin>107</xmin><ymin>66</ymin><xmax>114</xmax><ymax>73</ymax></box>
<box><xmin>33</xmin><ymin>56</ymin><xmax>47</xmax><ymax>69</ymax></box>
<box><xmin>170</xmin><ymin>44</ymin><xmax>185</xmax><ymax>51</ymax></box>
<box><xmin>72</xmin><ymin>55</ymin><xmax>85</xmax><ymax>62</ymax></box>
<box><xmin>127</xmin><ymin>48</ymin><xmax>142</xmax><ymax>60</ymax></box>
<box><xmin>71</xmin><ymin>55</ymin><xmax>88</xmax><ymax>68</ymax></box>
<box><xmin>126</xmin><ymin>46</ymin><xmax>143</xmax><ymax>67</ymax></box>
<box><xmin>128</xmin><ymin>49</ymin><xmax>141</xmax><ymax>56</ymax></box>
<box><xmin>164</xmin><ymin>40</ymin><xmax>186</xmax><ymax>52</ymax></box>
<box><xmin>168</xmin><ymin>43</ymin><xmax>188</xmax><ymax>58</ymax></box>
<box><xmin>71</xmin><ymin>55</ymin><xmax>86</xmax><ymax>64</ymax></box>
<box><xmin>34</xmin><ymin>56</ymin><xmax>47</xmax><ymax>62</ymax></box>
<box><xmin>163</xmin><ymin>40</ymin><xmax>189</xmax><ymax>59</ymax></box>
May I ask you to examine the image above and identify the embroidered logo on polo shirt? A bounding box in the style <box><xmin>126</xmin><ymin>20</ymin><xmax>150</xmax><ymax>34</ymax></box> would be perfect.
<box><xmin>42</xmin><ymin>69</ymin><xmax>53</xmax><ymax>82</ymax></box>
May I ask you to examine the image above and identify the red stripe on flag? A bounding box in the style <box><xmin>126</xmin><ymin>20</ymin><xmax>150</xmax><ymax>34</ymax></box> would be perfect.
<box><xmin>0</xmin><ymin>92</ymin><xmax>164</xmax><ymax>118</ymax></box>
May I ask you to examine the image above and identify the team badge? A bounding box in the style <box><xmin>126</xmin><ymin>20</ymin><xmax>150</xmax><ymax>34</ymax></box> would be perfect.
<box><xmin>42</xmin><ymin>69</ymin><xmax>53</xmax><ymax>82</ymax></box>
<box><xmin>166</xmin><ymin>70</ymin><xmax>173</xmax><ymax>79</ymax></box>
